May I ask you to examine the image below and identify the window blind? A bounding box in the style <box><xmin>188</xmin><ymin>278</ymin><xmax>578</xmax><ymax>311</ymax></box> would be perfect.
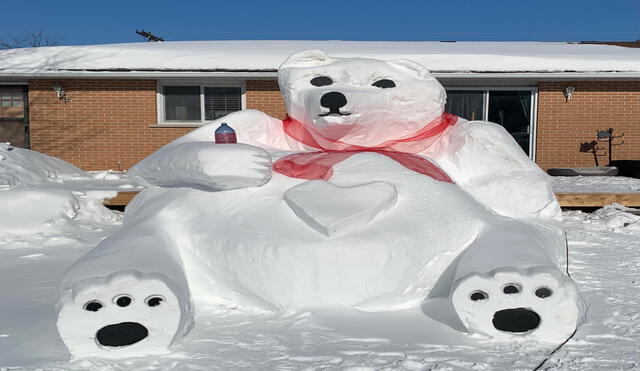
<box><xmin>204</xmin><ymin>87</ymin><xmax>242</xmax><ymax>120</ymax></box>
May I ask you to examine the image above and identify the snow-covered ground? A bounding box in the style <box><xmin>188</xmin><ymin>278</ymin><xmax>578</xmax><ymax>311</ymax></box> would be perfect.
<box><xmin>1</xmin><ymin>203</ymin><xmax>638</xmax><ymax>370</ymax></box>
<box><xmin>1</xmin><ymin>145</ymin><xmax>639</xmax><ymax>369</ymax></box>
<box><xmin>1</xmin><ymin>192</ymin><xmax>639</xmax><ymax>368</ymax></box>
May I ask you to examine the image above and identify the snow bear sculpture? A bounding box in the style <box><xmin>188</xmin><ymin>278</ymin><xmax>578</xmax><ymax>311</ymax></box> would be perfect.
<box><xmin>56</xmin><ymin>50</ymin><xmax>583</xmax><ymax>358</ymax></box>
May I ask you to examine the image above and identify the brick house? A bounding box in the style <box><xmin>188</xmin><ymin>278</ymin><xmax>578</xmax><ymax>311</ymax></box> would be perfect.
<box><xmin>0</xmin><ymin>41</ymin><xmax>639</xmax><ymax>171</ymax></box>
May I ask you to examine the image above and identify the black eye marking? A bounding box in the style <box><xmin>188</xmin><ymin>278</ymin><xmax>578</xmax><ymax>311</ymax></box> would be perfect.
<box><xmin>470</xmin><ymin>291</ymin><xmax>488</xmax><ymax>301</ymax></box>
<box><xmin>310</xmin><ymin>76</ymin><xmax>333</xmax><ymax>87</ymax></box>
<box><xmin>115</xmin><ymin>295</ymin><xmax>132</xmax><ymax>307</ymax></box>
<box><xmin>535</xmin><ymin>287</ymin><xmax>553</xmax><ymax>298</ymax></box>
<box><xmin>503</xmin><ymin>284</ymin><xmax>520</xmax><ymax>294</ymax></box>
<box><xmin>372</xmin><ymin>79</ymin><xmax>396</xmax><ymax>88</ymax></box>
<box><xmin>84</xmin><ymin>300</ymin><xmax>103</xmax><ymax>312</ymax></box>
<box><xmin>146</xmin><ymin>296</ymin><xmax>164</xmax><ymax>307</ymax></box>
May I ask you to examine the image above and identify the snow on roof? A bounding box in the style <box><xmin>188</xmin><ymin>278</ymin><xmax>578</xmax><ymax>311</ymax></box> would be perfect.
<box><xmin>1</xmin><ymin>40</ymin><xmax>640</xmax><ymax>76</ymax></box>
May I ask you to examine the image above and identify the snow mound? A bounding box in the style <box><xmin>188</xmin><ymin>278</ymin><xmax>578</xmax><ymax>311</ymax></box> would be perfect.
<box><xmin>0</xmin><ymin>144</ymin><xmax>121</xmax><ymax>238</ymax></box>
<box><xmin>564</xmin><ymin>203</ymin><xmax>640</xmax><ymax>231</ymax></box>
<box><xmin>0</xmin><ymin>143</ymin><xmax>87</xmax><ymax>189</ymax></box>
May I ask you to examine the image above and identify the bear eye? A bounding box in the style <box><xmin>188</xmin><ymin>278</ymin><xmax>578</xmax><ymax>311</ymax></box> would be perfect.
<box><xmin>372</xmin><ymin>79</ymin><xmax>396</xmax><ymax>89</ymax></box>
<box><xmin>535</xmin><ymin>287</ymin><xmax>553</xmax><ymax>298</ymax></box>
<box><xmin>84</xmin><ymin>300</ymin><xmax>103</xmax><ymax>312</ymax></box>
<box><xmin>469</xmin><ymin>290</ymin><xmax>488</xmax><ymax>301</ymax></box>
<box><xmin>310</xmin><ymin>76</ymin><xmax>333</xmax><ymax>87</ymax></box>
<box><xmin>146</xmin><ymin>295</ymin><xmax>164</xmax><ymax>307</ymax></box>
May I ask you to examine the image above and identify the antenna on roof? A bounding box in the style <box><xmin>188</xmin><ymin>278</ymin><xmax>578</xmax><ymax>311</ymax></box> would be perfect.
<box><xmin>136</xmin><ymin>29</ymin><xmax>164</xmax><ymax>42</ymax></box>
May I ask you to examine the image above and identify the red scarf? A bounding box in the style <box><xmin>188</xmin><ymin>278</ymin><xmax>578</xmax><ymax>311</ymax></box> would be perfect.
<box><xmin>273</xmin><ymin>113</ymin><xmax>458</xmax><ymax>182</ymax></box>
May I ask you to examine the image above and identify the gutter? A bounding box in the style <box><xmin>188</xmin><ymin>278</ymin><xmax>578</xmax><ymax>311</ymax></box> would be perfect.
<box><xmin>433</xmin><ymin>72</ymin><xmax>640</xmax><ymax>80</ymax></box>
<box><xmin>1</xmin><ymin>71</ymin><xmax>640</xmax><ymax>80</ymax></box>
<box><xmin>0</xmin><ymin>71</ymin><xmax>279</xmax><ymax>79</ymax></box>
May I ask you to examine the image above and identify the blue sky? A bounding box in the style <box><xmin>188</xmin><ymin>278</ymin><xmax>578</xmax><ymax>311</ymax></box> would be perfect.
<box><xmin>2</xmin><ymin>0</ymin><xmax>638</xmax><ymax>45</ymax></box>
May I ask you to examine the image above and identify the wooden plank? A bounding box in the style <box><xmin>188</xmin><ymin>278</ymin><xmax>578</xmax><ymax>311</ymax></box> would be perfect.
<box><xmin>103</xmin><ymin>191</ymin><xmax>640</xmax><ymax>208</ymax></box>
<box><xmin>556</xmin><ymin>193</ymin><xmax>640</xmax><ymax>207</ymax></box>
<box><xmin>103</xmin><ymin>191</ymin><xmax>139</xmax><ymax>206</ymax></box>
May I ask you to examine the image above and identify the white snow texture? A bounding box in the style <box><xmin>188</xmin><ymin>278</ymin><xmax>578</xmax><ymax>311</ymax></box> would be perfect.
<box><xmin>57</xmin><ymin>51</ymin><xmax>582</xmax><ymax>358</ymax></box>
<box><xmin>2</xmin><ymin>40</ymin><xmax>640</xmax><ymax>74</ymax></box>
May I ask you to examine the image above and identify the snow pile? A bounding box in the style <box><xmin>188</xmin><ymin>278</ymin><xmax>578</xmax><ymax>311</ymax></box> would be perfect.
<box><xmin>0</xmin><ymin>143</ymin><xmax>121</xmax><ymax>236</ymax></box>
<box><xmin>0</xmin><ymin>143</ymin><xmax>87</xmax><ymax>189</ymax></box>
<box><xmin>564</xmin><ymin>203</ymin><xmax>640</xmax><ymax>232</ymax></box>
<box><xmin>2</xmin><ymin>40</ymin><xmax>640</xmax><ymax>75</ymax></box>
<box><xmin>88</xmin><ymin>170</ymin><xmax>128</xmax><ymax>181</ymax></box>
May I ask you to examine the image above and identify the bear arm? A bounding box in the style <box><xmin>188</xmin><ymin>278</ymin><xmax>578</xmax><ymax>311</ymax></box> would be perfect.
<box><xmin>164</xmin><ymin>109</ymin><xmax>290</xmax><ymax>150</ymax></box>
<box><xmin>128</xmin><ymin>142</ymin><xmax>273</xmax><ymax>190</ymax></box>
<box><xmin>128</xmin><ymin>110</ymin><xmax>287</xmax><ymax>189</ymax></box>
<box><xmin>423</xmin><ymin>120</ymin><xmax>561</xmax><ymax>220</ymax></box>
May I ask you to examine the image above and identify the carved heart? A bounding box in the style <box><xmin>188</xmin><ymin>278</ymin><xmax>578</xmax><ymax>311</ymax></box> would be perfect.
<box><xmin>283</xmin><ymin>180</ymin><xmax>398</xmax><ymax>238</ymax></box>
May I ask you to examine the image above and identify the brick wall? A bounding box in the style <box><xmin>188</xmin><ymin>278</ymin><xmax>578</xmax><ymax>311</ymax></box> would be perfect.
<box><xmin>27</xmin><ymin>78</ymin><xmax>640</xmax><ymax>171</ymax></box>
<box><xmin>28</xmin><ymin>78</ymin><xmax>286</xmax><ymax>170</ymax></box>
<box><xmin>536</xmin><ymin>81</ymin><xmax>640</xmax><ymax>170</ymax></box>
<box><xmin>245</xmin><ymin>80</ymin><xmax>287</xmax><ymax>119</ymax></box>
<box><xmin>29</xmin><ymin>79</ymin><xmax>195</xmax><ymax>170</ymax></box>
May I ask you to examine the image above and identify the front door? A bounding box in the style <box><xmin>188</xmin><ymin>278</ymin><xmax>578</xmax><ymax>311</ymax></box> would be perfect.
<box><xmin>0</xmin><ymin>86</ymin><xmax>28</xmax><ymax>148</ymax></box>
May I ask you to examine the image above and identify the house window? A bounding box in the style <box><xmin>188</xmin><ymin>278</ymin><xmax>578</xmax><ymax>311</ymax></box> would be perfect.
<box><xmin>161</xmin><ymin>84</ymin><xmax>243</xmax><ymax>124</ymax></box>
<box><xmin>0</xmin><ymin>89</ymin><xmax>25</xmax><ymax>120</ymax></box>
<box><xmin>164</xmin><ymin>86</ymin><xmax>201</xmax><ymax>121</ymax></box>
<box><xmin>0</xmin><ymin>91</ymin><xmax>23</xmax><ymax>108</ymax></box>
<box><xmin>204</xmin><ymin>87</ymin><xmax>242</xmax><ymax>120</ymax></box>
<box><xmin>445</xmin><ymin>88</ymin><xmax>536</xmax><ymax>157</ymax></box>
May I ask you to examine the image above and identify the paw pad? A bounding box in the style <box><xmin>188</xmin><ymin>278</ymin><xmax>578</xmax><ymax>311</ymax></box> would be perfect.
<box><xmin>57</xmin><ymin>271</ymin><xmax>187</xmax><ymax>358</ymax></box>
<box><xmin>451</xmin><ymin>266</ymin><xmax>583</xmax><ymax>342</ymax></box>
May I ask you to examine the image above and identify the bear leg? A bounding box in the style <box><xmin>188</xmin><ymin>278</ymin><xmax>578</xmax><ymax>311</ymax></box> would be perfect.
<box><xmin>56</xmin><ymin>229</ymin><xmax>192</xmax><ymax>358</ymax></box>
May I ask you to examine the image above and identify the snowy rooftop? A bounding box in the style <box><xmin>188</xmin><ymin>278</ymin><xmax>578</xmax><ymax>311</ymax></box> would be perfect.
<box><xmin>1</xmin><ymin>40</ymin><xmax>640</xmax><ymax>77</ymax></box>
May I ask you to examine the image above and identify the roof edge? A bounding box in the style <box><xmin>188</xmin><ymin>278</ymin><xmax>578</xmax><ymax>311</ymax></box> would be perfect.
<box><xmin>2</xmin><ymin>71</ymin><xmax>640</xmax><ymax>79</ymax></box>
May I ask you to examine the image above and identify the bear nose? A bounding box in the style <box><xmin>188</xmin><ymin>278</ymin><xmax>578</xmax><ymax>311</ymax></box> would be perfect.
<box><xmin>320</xmin><ymin>92</ymin><xmax>347</xmax><ymax>112</ymax></box>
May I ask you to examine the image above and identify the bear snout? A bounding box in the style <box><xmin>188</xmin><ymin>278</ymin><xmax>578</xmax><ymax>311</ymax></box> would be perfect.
<box><xmin>320</xmin><ymin>91</ymin><xmax>349</xmax><ymax>116</ymax></box>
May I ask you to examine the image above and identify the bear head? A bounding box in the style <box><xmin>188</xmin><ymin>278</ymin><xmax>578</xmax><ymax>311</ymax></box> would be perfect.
<box><xmin>277</xmin><ymin>50</ymin><xmax>446</xmax><ymax>146</ymax></box>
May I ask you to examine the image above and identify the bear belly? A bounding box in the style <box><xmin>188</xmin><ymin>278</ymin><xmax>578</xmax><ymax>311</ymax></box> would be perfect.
<box><xmin>166</xmin><ymin>153</ymin><xmax>494</xmax><ymax>311</ymax></box>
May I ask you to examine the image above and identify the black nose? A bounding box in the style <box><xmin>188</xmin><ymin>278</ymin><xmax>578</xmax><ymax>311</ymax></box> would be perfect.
<box><xmin>492</xmin><ymin>308</ymin><xmax>541</xmax><ymax>333</ymax></box>
<box><xmin>320</xmin><ymin>92</ymin><xmax>347</xmax><ymax>112</ymax></box>
<box><xmin>96</xmin><ymin>322</ymin><xmax>149</xmax><ymax>347</ymax></box>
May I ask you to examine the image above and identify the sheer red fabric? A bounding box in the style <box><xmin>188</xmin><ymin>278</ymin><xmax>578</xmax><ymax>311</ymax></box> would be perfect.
<box><xmin>273</xmin><ymin>113</ymin><xmax>458</xmax><ymax>183</ymax></box>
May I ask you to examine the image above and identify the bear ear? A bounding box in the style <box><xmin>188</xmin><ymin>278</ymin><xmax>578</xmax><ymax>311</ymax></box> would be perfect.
<box><xmin>280</xmin><ymin>50</ymin><xmax>331</xmax><ymax>69</ymax></box>
<box><xmin>388</xmin><ymin>59</ymin><xmax>432</xmax><ymax>79</ymax></box>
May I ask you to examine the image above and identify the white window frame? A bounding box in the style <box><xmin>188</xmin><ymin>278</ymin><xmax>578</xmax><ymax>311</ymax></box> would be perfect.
<box><xmin>156</xmin><ymin>79</ymin><xmax>246</xmax><ymax>127</ymax></box>
<box><xmin>445</xmin><ymin>87</ymin><xmax>538</xmax><ymax>161</ymax></box>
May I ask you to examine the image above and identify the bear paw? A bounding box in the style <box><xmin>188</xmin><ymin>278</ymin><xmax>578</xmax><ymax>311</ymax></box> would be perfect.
<box><xmin>451</xmin><ymin>267</ymin><xmax>582</xmax><ymax>343</ymax></box>
<box><xmin>56</xmin><ymin>270</ymin><xmax>187</xmax><ymax>358</ymax></box>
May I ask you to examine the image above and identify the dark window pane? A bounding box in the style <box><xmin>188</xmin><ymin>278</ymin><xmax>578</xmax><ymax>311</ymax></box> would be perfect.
<box><xmin>488</xmin><ymin>91</ymin><xmax>532</xmax><ymax>155</ymax></box>
<box><xmin>445</xmin><ymin>90</ymin><xmax>484</xmax><ymax>121</ymax></box>
<box><xmin>0</xmin><ymin>89</ymin><xmax>24</xmax><ymax>119</ymax></box>
<box><xmin>12</xmin><ymin>93</ymin><xmax>23</xmax><ymax>107</ymax></box>
<box><xmin>164</xmin><ymin>86</ymin><xmax>201</xmax><ymax>121</ymax></box>
<box><xmin>204</xmin><ymin>87</ymin><xmax>242</xmax><ymax>120</ymax></box>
